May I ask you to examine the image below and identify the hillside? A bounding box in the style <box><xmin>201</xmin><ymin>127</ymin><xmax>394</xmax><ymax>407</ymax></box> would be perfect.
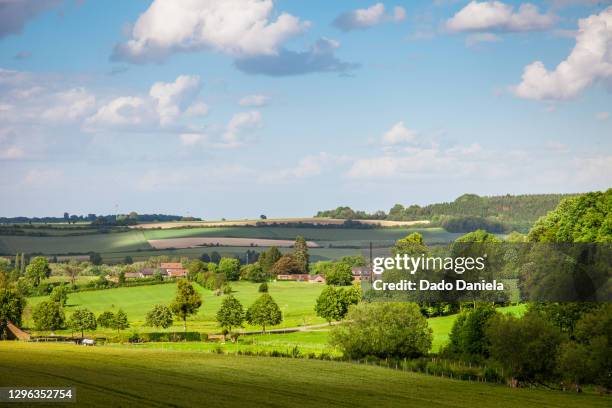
<box><xmin>316</xmin><ymin>193</ymin><xmax>574</xmax><ymax>232</ymax></box>
<box><xmin>1</xmin><ymin>343</ymin><xmax>608</xmax><ymax>408</ymax></box>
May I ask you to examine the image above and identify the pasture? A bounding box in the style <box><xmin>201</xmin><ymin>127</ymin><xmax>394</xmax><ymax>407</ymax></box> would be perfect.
<box><xmin>0</xmin><ymin>342</ymin><xmax>608</xmax><ymax>408</ymax></box>
<box><xmin>25</xmin><ymin>281</ymin><xmax>327</xmax><ymax>334</ymax></box>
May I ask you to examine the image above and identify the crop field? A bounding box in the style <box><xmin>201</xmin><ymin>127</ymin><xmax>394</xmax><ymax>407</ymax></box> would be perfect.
<box><xmin>0</xmin><ymin>225</ymin><xmax>461</xmax><ymax>263</ymax></box>
<box><xmin>1</xmin><ymin>343</ymin><xmax>608</xmax><ymax>408</ymax></box>
<box><xmin>133</xmin><ymin>217</ymin><xmax>431</xmax><ymax>229</ymax></box>
<box><xmin>140</xmin><ymin>226</ymin><xmax>459</xmax><ymax>244</ymax></box>
<box><xmin>147</xmin><ymin>236</ymin><xmax>320</xmax><ymax>249</ymax></box>
<box><xmin>0</xmin><ymin>230</ymin><xmax>150</xmax><ymax>255</ymax></box>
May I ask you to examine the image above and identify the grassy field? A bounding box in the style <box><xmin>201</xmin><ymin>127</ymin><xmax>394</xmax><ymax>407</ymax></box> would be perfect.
<box><xmin>0</xmin><ymin>230</ymin><xmax>150</xmax><ymax>255</ymax></box>
<box><xmin>26</xmin><ymin>281</ymin><xmax>327</xmax><ymax>333</ymax></box>
<box><xmin>0</xmin><ymin>225</ymin><xmax>460</xmax><ymax>263</ymax></box>
<box><xmin>0</xmin><ymin>342</ymin><xmax>607</xmax><ymax>408</ymax></box>
<box><xmin>26</xmin><ymin>279</ymin><xmax>527</xmax><ymax>354</ymax></box>
<box><xmin>141</xmin><ymin>226</ymin><xmax>461</xmax><ymax>244</ymax></box>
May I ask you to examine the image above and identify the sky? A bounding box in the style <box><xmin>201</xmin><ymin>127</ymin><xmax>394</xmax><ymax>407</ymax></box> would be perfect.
<box><xmin>0</xmin><ymin>0</ymin><xmax>611</xmax><ymax>219</ymax></box>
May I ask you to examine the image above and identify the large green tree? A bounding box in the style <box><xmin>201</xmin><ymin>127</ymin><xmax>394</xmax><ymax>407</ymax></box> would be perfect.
<box><xmin>218</xmin><ymin>258</ymin><xmax>241</xmax><ymax>281</ymax></box>
<box><xmin>528</xmin><ymin>189</ymin><xmax>611</xmax><ymax>243</ymax></box>
<box><xmin>33</xmin><ymin>300</ymin><xmax>65</xmax><ymax>334</ymax></box>
<box><xmin>49</xmin><ymin>285</ymin><xmax>69</xmax><ymax>307</ymax></box>
<box><xmin>0</xmin><ymin>288</ymin><xmax>26</xmax><ymax>337</ymax></box>
<box><xmin>315</xmin><ymin>285</ymin><xmax>360</xmax><ymax>324</ymax></box>
<box><xmin>325</xmin><ymin>262</ymin><xmax>353</xmax><ymax>286</ymax></box>
<box><xmin>113</xmin><ymin>309</ymin><xmax>130</xmax><ymax>334</ymax></box>
<box><xmin>259</xmin><ymin>246</ymin><xmax>282</xmax><ymax>275</ymax></box>
<box><xmin>216</xmin><ymin>295</ymin><xmax>245</xmax><ymax>337</ymax></box>
<box><xmin>293</xmin><ymin>236</ymin><xmax>310</xmax><ymax>273</ymax></box>
<box><xmin>68</xmin><ymin>308</ymin><xmax>97</xmax><ymax>338</ymax></box>
<box><xmin>246</xmin><ymin>294</ymin><xmax>282</xmax><ymax>333</ymax></box>
<box><xmin>170</xmin><ymin>280</ymin><xmax>202</xmax><ymax>333</ymax></box>
<box><xmin>25</xmin><ymin>256</ymin><xmax>51</xmax><ymax>287</ymax></box>
<box><xmin>145</xmin><ymin>305</ymin><xmax>173</xmax><ymax>329</ymax></box>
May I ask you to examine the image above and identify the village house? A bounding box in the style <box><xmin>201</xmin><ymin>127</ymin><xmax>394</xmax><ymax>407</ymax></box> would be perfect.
<box><xmin>276</xmin><ymin>274</ymin><xmax>326</xmax><ymax>283</ymax></box>
<box><xmin>351</xmin><ymin>266</ymin><xmax>371</xmax><ymax>282</ymax></box>
<box><xmin>160</xmin><ymin>262</ymin><xmax>187</xmax><ymax>278</ymax></box>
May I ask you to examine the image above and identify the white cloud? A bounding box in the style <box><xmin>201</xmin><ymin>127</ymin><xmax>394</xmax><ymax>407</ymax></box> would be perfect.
<box><xmin>23</xmin><ymin>168</ymin><xmax>63</xmax><ymax>186</ymax></box>
<box><xmin>149</xmin><ymin>75</ymin><xmax>201</xmax><ymax>125</ymax></box>
<box><xmin>0</xmin><ymin>146</ymin><xmax>24</xmax><ymax>160</ymax></box>
<box><xmin>333</xmin><ymin>3</ymin><xmax>406</xmax><ymax>31</ymax></box>
<box><xmin>596</xmin><ymin>111</ymin><xmax>610</xmax><ymax>120</ymax></box>
<box><xmin>41</xmin><ymin>88</ymin><xmax>96</xmax><ymax>122</ymax></box>
<box><xmin>258</xmin><ymin>152</ymin><xmax>343</xmax><ymax>183</ymax></box>
<box><xmin>222</xmin><ymin>111</ymin><xmax>263</xmax><ymax>147</ymax></box>
<box><xmin>382</xmin><ymin>122</ymin><xmax>417</xmax><ymax>145</ymax></box>
<box><xmin>513</xmin><ymin>6</ymin><xmax>612</xmax><ymax>100</ymax></box>
<box><xmin>446</xmin><ymin>1</ymin><xmax>556</xmax><ymax>32</ymax></box>
<box><xmin>112</xmin><ymin>0</ymin><xmax>309</xmax><ymax>63</ymax></box>
<box><xmin>185</xmin><ymin>101</ymin><xmax>209</xmax><ymax>117</ymax></box>
<box><xmin>465</xmin><ymin>32</ymin><xmax>501</xmax><ymax>47</ymax></box>
<box><xmin>180</xmin><ymin>132</ymin><xmax>208</xmax><ymax>146</ymax></box>
<box><xmin>239</xmin><ymin>94</ymin><xmax>269</xmax><ymax>107</ymax></box>
<box><xmin>84</xmin><ymin>96</ymin><xmax>153</xmax><ymax>131</ymax></box>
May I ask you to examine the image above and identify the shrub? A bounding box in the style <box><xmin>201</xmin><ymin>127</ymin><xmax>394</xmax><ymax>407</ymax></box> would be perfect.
<box><xmin>258</xmin><ymin>282</ymin><xmax>268</xmax><ymax>293</ymax></box>
<box><xmin>330</xmin><ymin>302</ymin><xmax>432</xmax><ymax>359</ymax></box>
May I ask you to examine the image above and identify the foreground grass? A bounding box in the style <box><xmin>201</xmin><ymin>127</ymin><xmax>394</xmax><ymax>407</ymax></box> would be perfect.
<box><xmin>1</xmin><ymin>343</ymin><xmax>607</xmax><ymax>408</ymax></box>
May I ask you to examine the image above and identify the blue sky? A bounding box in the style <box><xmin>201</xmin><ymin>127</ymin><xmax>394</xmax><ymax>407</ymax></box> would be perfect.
<box><xmin>0</xmin><ymin>0</ymin><xmax>610</xmax><ymax>219</ymax></box>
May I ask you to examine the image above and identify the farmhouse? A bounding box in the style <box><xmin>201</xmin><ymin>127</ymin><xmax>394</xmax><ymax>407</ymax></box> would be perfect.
<box><xmin>308</xmin><ymin>274</ymin><xmax>326</xmax><ymax>283</ymax></box>
<box><xmin>160</xmin><ymin>263</ymin><xmax>187</xmax><ymax>278</ymax></box>
<box><xmin>351</xmin><ymin>266</ymin><xmax>371</xmax><ymax>282</ymax></box>
<box><xmin>277</xmin><ymin>274</ymin><xmax>326</xmax><ymax>283</ymax></box>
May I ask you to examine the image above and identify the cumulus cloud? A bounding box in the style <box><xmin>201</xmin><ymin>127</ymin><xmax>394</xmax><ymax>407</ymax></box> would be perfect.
<box><xmin>41</xmin><ymin>88</ymin><xmax>96</xmax><ymax>122</ymax></box>
<box><xmin>0</xmin><ymin>146</ymin><xmax>24</xmax><ymax>160</ymax></box>
<box><xmin>180</xmin><ymin>132</ymin><xmax>208</xmax><ymax>146</ymax></box>
<box><xmin>465</xmin><ymin>32</ymin><xmax>501</xmax><ymax>47</ymax></box>
<box><xmin>0</xmin><ymin>0</ymin><xmax>60</xmax><ymax>38</ymax></box>
<box><xmin>513</xmin><ymin>6</ymin><xmax>612</xmax><ymax>100</ymax></box>
<box><xmin>222</xmin><ymin>111</ymin><xmax>262</xmax><ymax>147</ymax></box>
<box><xmin>258</xmin><ymin>152</ymin><xmax>343</xmax><ymax>183</ymax></box>
<box><xmin>382</xmin><ymin>122</ymin><xmax>417</xmax><ymax>145</ymax></box>
<box><xmin>446</xmin><ymin>1</ymin><xmax>556</xmax><ymax>32</ymax></box>
<box><xmin>234</xmin><ymin>38</ymin><xmax>359</xmax><ymax>76</ymax></box>
<box><xmin>333</xmin><ymin>3</ymin><xmax>406</xmax><ymax>31</ymax></box>
<box><xmin>239</xmin><ymin>94</ymin><xmax>269</xmax><ymax>107</ymax></box>
<box><xmin>84</xmin><ymin>96</ymin><xmax>153</xmax><ymax>131</ymax></box>
<box><xmin>111</xmin><ymin>0</ymin><xmax>309</xmax><ymax>63</ymax></box>
<box><xmin>149</xmin><ymin>75</ymin><xmax>201</xmax><ymax>125</ymax></box>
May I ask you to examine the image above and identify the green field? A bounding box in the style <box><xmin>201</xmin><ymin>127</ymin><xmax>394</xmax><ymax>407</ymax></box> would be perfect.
<box><xmin>26</xmin><ymin>281</ymin><xmax>327</xmax><ymax>333</ymax></box>
<box><xmin>0</xmin><ymin>230</ymin><xmax>150</xmax><ymax>255</ymax></box>
<box><xmin>26</xmin><ymin>280</ymin><xmax>527</xmax><ymax>354</ymax></box>
<box><xmin>0</xmin><ymin>342</ymin><xmax>607</xmax><ymax>408</ymax></box>
<box><xmin>0</xmin><ymin>226</ymin><xmax>461</xmax><ymax>262</ymax></box>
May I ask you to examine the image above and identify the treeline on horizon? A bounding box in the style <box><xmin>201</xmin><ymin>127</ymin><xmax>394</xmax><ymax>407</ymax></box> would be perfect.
<box><xmin>316</xmin><ymin>193</ymin><xmax>576</xmax><ymax>233</ymax></box>
<box><xmin>0</xmin><ymin>213</ymin><xmax>201</xmax><ymax>225</ymax></box>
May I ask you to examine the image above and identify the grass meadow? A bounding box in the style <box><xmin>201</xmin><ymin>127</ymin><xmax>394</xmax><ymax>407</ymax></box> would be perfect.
<box><xmin>0</xmin><ymin>226</ymin><xmax>462</xmax><ymax>263</ymax></box>
<box><xmin>25</xmin><ymin>280</ymin><xmax>527</xmax><ymax>354</ymax></box>
<box><xmin>0</xmin><ymin>342</ymin><xmax>608</xmax><ymax>408</ymax></box>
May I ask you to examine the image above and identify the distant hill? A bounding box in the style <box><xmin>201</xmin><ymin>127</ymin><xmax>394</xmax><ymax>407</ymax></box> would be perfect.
<box><xmin>316</xmin><ymin>193</ymin><xmax>576</xmax><ymax>233</ymax></box>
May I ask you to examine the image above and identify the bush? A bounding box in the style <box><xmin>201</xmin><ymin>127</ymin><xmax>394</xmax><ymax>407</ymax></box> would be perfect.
<box><xmin>485</xmin><ymin>312</ymin><xmax>564</xmax><ymax>384</ymax></box>
<box><xmin>444</xmin><ymin>303</ymin><xmax>497</xmax><ymax>358</ymax></box>
<box><xmin>330</xmin><ymin>302</ymin><xmax>432</xmax><ymax>359</ymax></box>
<box><xmin>258</xmin><ymin>282</ymin><xmax>268</xmax><ymax>293</ymax></box>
